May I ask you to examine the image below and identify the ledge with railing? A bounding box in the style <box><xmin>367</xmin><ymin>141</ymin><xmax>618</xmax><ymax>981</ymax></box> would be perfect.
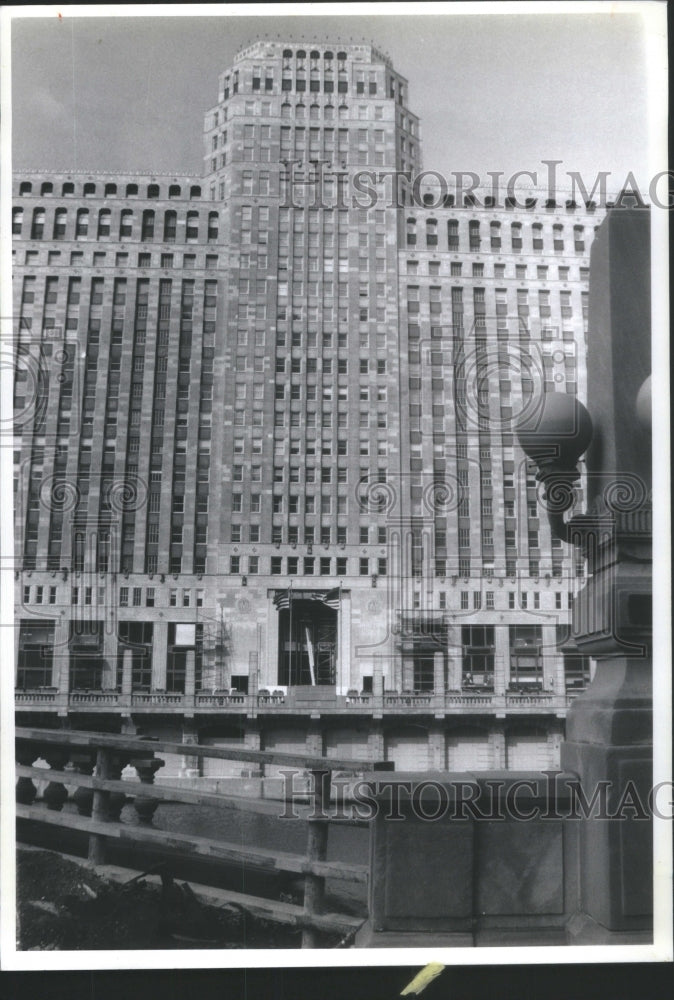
<box><xmin>15</xmin><ymin>686</ymin><xmax>583</xmax><ymax>714</ymax></box>
<box><xmin>15</xmin><ymin>725</ymin><xmax>393</xmax><ymax>948</ymax></box>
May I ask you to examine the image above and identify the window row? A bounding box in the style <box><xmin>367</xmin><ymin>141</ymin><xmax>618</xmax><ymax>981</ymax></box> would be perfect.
<box><xmin>229</xmin><ymin>555</ymin><xmax>388</xmax><ymax>576</ymax></box>
<box><xmin>14</xmin><ymin>207</ymin><xmax>219</xmax><ymax>242</ymax></box>
<box><xmin>406</xmin><ymin>218</ymin><xmax>587</xmax><ymax>252</ymax></box>
<box><xmin>17</xmin><ymin>181</ymin><xmax>202</xmax><ymax>199</ymax></box>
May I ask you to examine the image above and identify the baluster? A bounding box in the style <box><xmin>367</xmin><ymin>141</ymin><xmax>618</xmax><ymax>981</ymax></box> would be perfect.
<box><xmin>42</xmin><ymin>747</ymin><xmax>70</xmax><ymax>811</ymax></box>
<box><xmin>107</xmin><ymin>752</ymin><xmax>131</xmax><ymax>822</ymax></box>
<box><xmin>130</xmin><ymin>756</ymin><xmax>164</xmax><ymax>826</ymax></box>
<box><xmin>71</xmin><ymin>751</ymin><xmax>96</xmax><ymax>816</ymax></box>
<box><xmin>15</xmin><ymin>742</ymin><xmax>41</xmax><ymax>805</ymax></box>
<box><xmin>89</xmin><ymin>747</ymin><xmax>111</xmax><ymax>864</ymax></box>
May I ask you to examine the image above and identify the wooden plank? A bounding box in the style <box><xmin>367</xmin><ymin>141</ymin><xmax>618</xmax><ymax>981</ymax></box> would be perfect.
<box><xmin>16</xmin><ymin>765</ymin><xmax>370</xmax><ymax>825</ymax></box>
<box><xmin>15</xmin><ymin>726</ymin><xmax>394</xmax><ymax>774</ymax></box>
<box><xmin>15</xmin><ymin>805</ymin><xmax>369</xmax><ymax>883</ymax></box>
<box><xmin>20</xmin><ymin>848</ymin><xmax>363</xmax><ymax>935</ymax></box>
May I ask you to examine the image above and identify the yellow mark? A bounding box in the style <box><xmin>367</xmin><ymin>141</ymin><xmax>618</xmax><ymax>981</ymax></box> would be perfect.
<box><xmin>400</xmin><ymin>963</ymin><xmax>446</xmax><ymax>996</ymax></box>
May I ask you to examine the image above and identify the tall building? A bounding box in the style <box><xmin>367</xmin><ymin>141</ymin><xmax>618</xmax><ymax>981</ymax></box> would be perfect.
<box><xmin>13</xmin><ymin>41</ymin><xmax>600</xmax><ymax>775</ymax></box>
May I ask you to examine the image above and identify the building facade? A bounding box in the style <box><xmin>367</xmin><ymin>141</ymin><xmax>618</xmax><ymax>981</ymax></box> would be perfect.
<box><xmin>13</xmin><ymin>42</ymin><xmax>599</xmax><ymax>775</ymax></box>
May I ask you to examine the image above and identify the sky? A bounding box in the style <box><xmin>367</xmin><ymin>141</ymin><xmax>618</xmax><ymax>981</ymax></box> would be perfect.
<box><xmin>8</xmin><ymin>7</ymin><xmax>658</xmax><ymax>195</ymax></box>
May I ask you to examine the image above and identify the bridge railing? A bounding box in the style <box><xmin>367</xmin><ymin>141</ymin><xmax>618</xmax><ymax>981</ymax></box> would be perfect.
<box><xmin>15</xmin><ymin>726</ymin><xmax>393</xmax><ymax>948</ymax></box>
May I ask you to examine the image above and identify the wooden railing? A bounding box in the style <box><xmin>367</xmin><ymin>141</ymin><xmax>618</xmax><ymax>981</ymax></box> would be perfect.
<box><xmin>15</xmin><ymin>726</ymin><xmax>393</xmax><ymax>948</ymax></box>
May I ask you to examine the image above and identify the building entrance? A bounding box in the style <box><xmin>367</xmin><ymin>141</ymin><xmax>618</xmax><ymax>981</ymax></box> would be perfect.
<box><xmin>275</xmin><ymin>592</ymin><xmax>338</xmax><ymax>686</ymax></box>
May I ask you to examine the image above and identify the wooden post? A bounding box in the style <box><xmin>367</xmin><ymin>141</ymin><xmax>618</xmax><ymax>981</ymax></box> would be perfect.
<box><xmin>302</xmin><ymin>768</ymin><xmax>330</xmax><ymax>948</ymax></box>
<box><xmin>88</xmin><ymin>747</ymin><xmax>111</xmax><ymax>864</ymax></box>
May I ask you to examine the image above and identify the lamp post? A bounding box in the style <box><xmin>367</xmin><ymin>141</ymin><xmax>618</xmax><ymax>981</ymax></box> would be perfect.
<box><xmin>516</xmin><ymin>202</ymin><xmax>652</xmax><ymax>942</ymax></box>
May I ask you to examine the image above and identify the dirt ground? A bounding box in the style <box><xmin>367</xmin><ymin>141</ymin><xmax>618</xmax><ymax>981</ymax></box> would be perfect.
<box><xmin>16</xmin><ymin>848</ymin><xmax>309</xmax><ymax>950</ymax></box>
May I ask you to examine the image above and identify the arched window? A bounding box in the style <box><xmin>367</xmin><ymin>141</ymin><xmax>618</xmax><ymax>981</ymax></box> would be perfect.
<box><xmin>163</xmin><ymin>210</ymin><xmax>177</xmax><ymax>242</ymax></box>
<box><xmin>297</xmin><ymin>49</ymin><xmax>306</xmax><ymax>59</ymax></box>
<box><xmin>442</xmin><ymin>194</ymin><xmax>455</xmax><ymax>208</ymax></box>
<box><xmin>511</xmin><ymin>222</ymin><xmax>523</xmax><ymax>250</ymax></box>
<box><xmin>147</xmin><ymin>184</ymin><xmax>160</xmax><ymax>199</ymax></box>
<box><xmin>552</xmin><ymin>224</ymin><xmax>564</xmax><ymax>250</ymax></box>
<box><xmin>168</xmin><ymin>184</ymin><xmax>181</xmax><ymax>199</ymax></box>
<box><xmin>337</xmin><ymin>51</ymin><xmax>347</xmax><ymax>61</ymax></box>
<box><xmin>406</xmin><ymin>217</ymin><xmax>416</xmax><ymax>247</ymax></box>
<box><xmin>19</xmin><ymin>181</ymin><xmax>32</xmax><ymax>196</ymax></box>
<box><xmin>53</xmin><ymin>207</ymin><xmax>67</xmax><ymax>239</ymax></box>
<box><xmin>75</xmin><ymin>208</ymin><xmax>89</xmax><ymax>237</ymax></box>
<box><xmin>310</xmin><ymin>50</ymin><xmax>320</xmax><ymax>59</ymax></box>
<box><xmin>126</xmin><ymin>183</ymin><xmax>138</xmax><ymax>197</ymax></box>
<box><xmin>119</xmin><ymin>209</ymin><xmax>133</xmax><ymax>239</ymax></box>
<box><xmin>61</xmin><ymin>182</ymin><xmax>74</xmax><ymax>196</ymax></box>
<box><xmin>141</xmin><ymin>209</ymin><xmax>155</xmax><ymax>241</ymax></box>
<box><xmin>310</xmin><ymin>103</ymin><xmax>320</xmax><ymax>119</ymax></box>
<box><xmin>97</xmin><ymin>208</ymin><xmax>111</xmax><ymax>238</ymax></box>
<box><xmin>281</xmin><ymin>102</ymin><xmax>292</xmax><ymax>118</ymax></box>
<box><xmin>189</xmin><ymin>185</ymin><xmax>201</xmax><ymax>199</ymax></box>
<box><xmin>573</xmin><ymin>224</ymin><xmax>585</xmax><ymax>251</ymax></box>
<box><xmin>12</xmin><ymin>207</ymin><xmax>23</xmax><ymax>235</ymax></box>
<box><xmin>468</xmin><ymin>220</ymin><xmax>481</xmax><ymax>249</ymax></box>
<box><xmin>186</xmin><ymin>210</ymin><xmax>199</xmax><ymax>241</ymax></box>
<box><xmin>296</xmin><ymin>103</ymin><xmax>305</xmax><ymax>118</ymax></box>
<box><xmin>324</xmin><ymin>51</ymin><xmax>333</xmax><ymax>59</ymax></box>
<box><xmin>324</xmin><ymin>104</ymin><xmax>335</xmax><ymax>119</ymax></box>
<box><xmin>532</xmin><ymin>222</ymin><xmax>543</xmax><ymax>250</ymax></box>
<box><xmin>208</xmin><ymin>211</ymin><xmax>219</xmax><ymax>241</ymax></box>
<box><xmin>104</xmin><ymin>183</ymin><xmax>117</xmax><ymax>197</ymax></box>
<box><xmin>426</xmin><ymin>218</ymin><xmax>438</xmax><ymax>247</ymax></box>
<box><xmin>282</xmin><ymin>49</ymin><xmax>292</xmax><ymax>58</ymax></box>
<box><xmin>31</xmin><ymin>208</ymin><xmax>45</xmax><ymax>239</ymax></box>
<box><xmin>83</xmin><ymin>182</ymin><xmax>96</xmax><ymax>197</ymax></box>
<box><xmin>338</xmin><ymin>104</ymin><xmax>348</xmax><ymax>119</ymax></box>
<box><xmin>490</xmin><ymin>220</ymin><xmax>501</xmax><ymax>248</ymax></box>
<box><xmin>447</xmin><ymin>219</ymin><xmax>459</xmax><ymax>248</ymax></box>
<box><xmin>40</xmin><ymin>182</ymin><xmax>53</xmax><ymax>196</ymax></box>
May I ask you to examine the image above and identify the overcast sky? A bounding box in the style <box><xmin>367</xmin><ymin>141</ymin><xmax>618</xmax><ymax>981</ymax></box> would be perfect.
<box><xmin>9</xmin><ymin>8</ymin><xmax>656</xmax><ymax>193</ymax></box>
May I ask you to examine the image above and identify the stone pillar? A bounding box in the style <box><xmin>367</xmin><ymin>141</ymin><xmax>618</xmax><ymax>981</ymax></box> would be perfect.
<box><xmin>121</xmin><ymin>648</ymin><xmax>133</xmax><ymax>696</ymax></box>
<box><xmin>266</xmin><ymin>594</ymin><xmax>278</xmax><ymax>688</ymax></box>
<box><xmin>401</xmin><ymin>641</ymin><xmax>414</xmax><ymax>692</ymax></box>
<box><xmin>489</xmin><ymin>724</ymin><xmax>506</xmax><ymax>769</ymax></box>
<box><xmin>541</xmin><ymin>624</ymin><xmax>558</xmax><ymax>691</ymax></box>
<box><xmin>248</xmin><ymin>650</ymin><xmax>259</xmax><ymax>697</ymax></box>
<box><xmin>560</xmin><ymin>206</ymin><xmax>652</xmax><ymax>941</ymax></box>
<box><xmin>185</xmin><ymin>649</ymin><xmax>196</xmax><ymax>698</ymax></box>
<box><xmin>433</xmin><ymin>650</ymin><xmax>445</xmax><ymax>696</ymax></box>
<box><xmin>306</xmin><ymin>722</ymin><xmax>323</xmax><ymax>756</ymax></box>
<box><xmin>428</xmin><ymin>723</ymin><xmax>446</xmax><ymax>769</ymax></box>
<box><xmin>493</xmin><ymin>625</ymin><xmax>509</xmax><ymax>695</ymax></box>
<box><xmin>181</xmin><ymin>721</ymin><xmax>200</xmax><ymax>779</ymax></box>
<box><xmin>336</xmin><ymin>591</ymin><xmax>351</xmax><ymax>694</ymax></box>
<box><xmin>368</xmin><ymin>722</ymin><xmax>385</xmax><ymax>764</ymax></box>
<box><xmin>151</xmin><ymin>619</ymin><xmax>168</xmax><ymax>689</ymax></box>
<box><xmin>245</xmin><ymin>721</ymin><xmax>261</xmax><ymax>751</ymax></box>
<box><xmin>54</xmin><ymin>616</ymin><xmax>70</xmax><ymax>693</ymax></box>
<box><xmin>102</xmin><ymin>623</ymin><xmax>117</xmax><ymax>690</ymax></box>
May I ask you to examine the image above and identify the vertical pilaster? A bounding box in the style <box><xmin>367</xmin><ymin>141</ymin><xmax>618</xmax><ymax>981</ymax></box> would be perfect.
<box><xmin>494</xmin><ymin>625</ymin><xmax>510</xmax><ymax>694</ymax></box>
<box><xmin>337</xmin><ymin>591</ymin><xmax>351</xmax><ymax>694</ymax></box>
<box><xmin>151</xmin><ymin>619</ymin><xmax>168</xmax><ymax>689</ymax></box>
<box><xmin>265</xmin><ymin>594</ymin><xmax>278</xmax><ymax>688</ymax></box>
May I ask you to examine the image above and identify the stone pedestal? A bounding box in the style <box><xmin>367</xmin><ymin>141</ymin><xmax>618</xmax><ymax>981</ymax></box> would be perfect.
<box><xmin>560</xmin><ymin>656</ymin><xmax>652</xmax><ymax>936</ymax></box>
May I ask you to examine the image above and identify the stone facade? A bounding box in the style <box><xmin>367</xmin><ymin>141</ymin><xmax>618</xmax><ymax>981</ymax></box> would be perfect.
<box><xmin>13</xmin><ymin>42</ymin><xmax>603</xmax><ymax>773</ymax></box>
